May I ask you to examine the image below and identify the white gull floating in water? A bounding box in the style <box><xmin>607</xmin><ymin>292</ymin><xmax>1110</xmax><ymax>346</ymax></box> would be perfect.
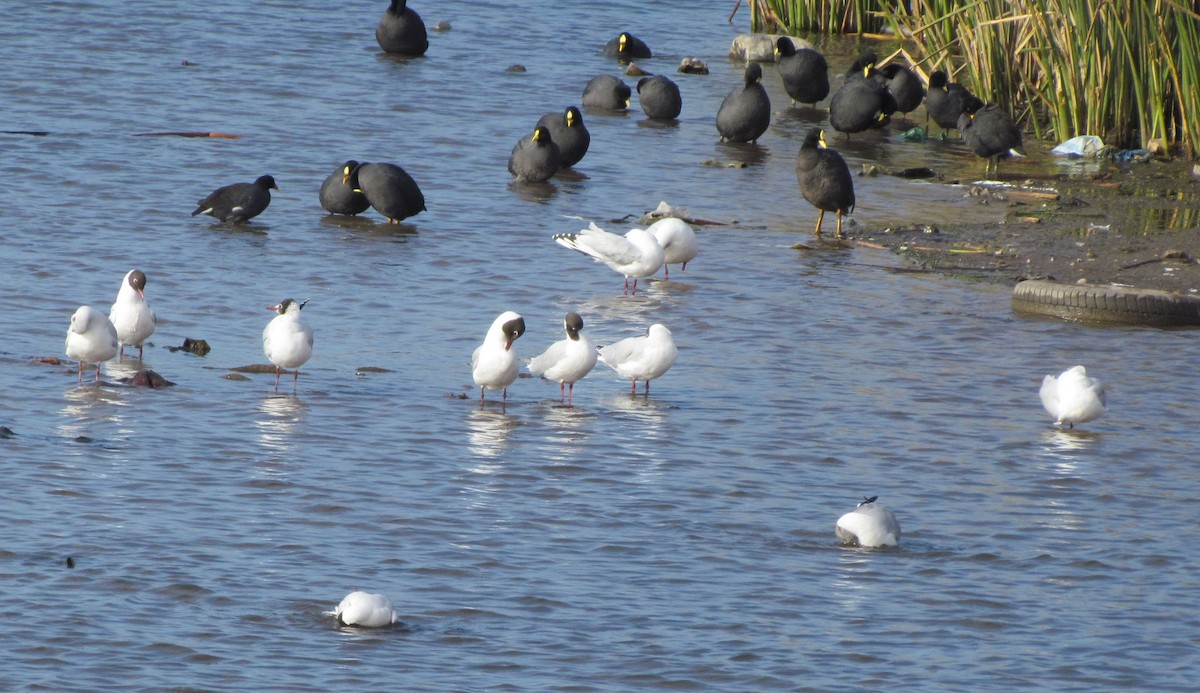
<box><xmin>328</xmin><ymin>591</ymin><xmax>397</xmax><ymax>628</ymax></box>
<box><xmin>835</xmin><ymin>496</ymin><xmax>901</xmax><ymax>548</ymax></box>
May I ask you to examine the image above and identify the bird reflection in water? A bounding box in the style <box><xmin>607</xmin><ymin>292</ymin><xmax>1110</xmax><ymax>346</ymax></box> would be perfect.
<box><xmin>256</xmin><ymin>393</ymin><xmax>307</xmax><ymax>455</ymax></box>
<box><xmin>466</xmin><ymin>408</ymin><xmax>520</xmax><ymax>466</ymax></box>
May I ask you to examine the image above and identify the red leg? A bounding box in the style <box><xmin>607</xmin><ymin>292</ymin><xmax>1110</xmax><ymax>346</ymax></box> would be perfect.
<box><xmin>567</xmin><ymin>382</ymin><xmax>574</xmax><ymax>406</ymax></box>
<box><xmin>644</xmin><ymin>380</ymin><xmax>650</xmax><ymax>395</ymax></box>
<box><xmin>630</xmin><ymin>380</ymin><xmax>636</xmax><ymax>395</ymax></box>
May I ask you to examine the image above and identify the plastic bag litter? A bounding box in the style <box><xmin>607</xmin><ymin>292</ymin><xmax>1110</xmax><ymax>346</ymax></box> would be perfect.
<box><xmin>1051</xmin><ymin>135</ymin><xmax>1104</xmax><ymax>157</ymax></box>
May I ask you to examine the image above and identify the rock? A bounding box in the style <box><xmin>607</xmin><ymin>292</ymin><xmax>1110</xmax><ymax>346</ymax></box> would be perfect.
<box><xmin>678</xmin><ymin>57</ymin><xmax>709</xmax><ymax>74</ymax></box>
<box><xmin>506</xmin><ymin>64</ymin><xmax>526</xmax><ymax>73</ymax></box>
<box><xmin>624</xmin><ymin>63</ymin><xmax>650</xmax><ymax>77</ymax></box>
<box><xmin>728</xmin><ymin>34</ymin><xmax>812</xmax><ymax>63</ymax></box>
<box><xmin>166</xmin><ymin>338</ymin><xmax>211</xmax><ymax>356</ymax></box>
<box><xmin>0</xmin><ymin>426</ymin><xmax>15</xmax><ymax>438</ymax></box>
<box><xmin>127</xmin><ymin>370</ymin><xmax>175</xmax><ymax>388</ymax></box>
<box><xmin>432</xmin><ymin>20</ymin><xmax>451</xmax><ymax>32</ymax></box>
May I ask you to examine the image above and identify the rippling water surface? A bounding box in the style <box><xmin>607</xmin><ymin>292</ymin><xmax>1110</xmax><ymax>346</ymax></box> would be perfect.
<box><xmin>2</xmin><ymin>1</ymin><xmax>1198</xmax><ymax>690</ymax></box>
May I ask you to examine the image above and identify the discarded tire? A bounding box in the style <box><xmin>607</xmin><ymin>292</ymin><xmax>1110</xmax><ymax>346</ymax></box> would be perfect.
<box><xmin>1012</xmin><ymin>279</ymin><xmax>1200</xmax><ymax>327</ymax></box>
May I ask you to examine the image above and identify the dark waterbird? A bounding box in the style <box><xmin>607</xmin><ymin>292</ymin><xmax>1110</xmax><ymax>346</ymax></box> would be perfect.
<box><xmin>376</xmin><ymin>0</ymin><xmax>428</xmax><ymax>56</ymax></box>
<box><xmin>602</xmin><ymin>32</ymin><xmax>652</xmax><ymax>61</ymax></box>
<box><xmin>636</xmin><ymin>75</ymin><xmax>682</xmax><ymax>120</ymax></box>
<box><xmin>191</xmin><ymin>175</ymin><xmax>278</xmax><ymax>223</ymax></box>
<box><xmin>581</xmin><ymin>75</ymin><xmax>631</xmax><ymax>111</ymax></box>
<box><xmin>537</xmin><ymin>106</ymin><xmax>590</xmax><ymax>167</ymax></box>
<box><xmin>881</xmin><ymin>64</ymin><xmax>925</xmax><ymax>115</ymax></box>
<box><xmin>795</xmin><ymin>129</ymin><xmax>855</xmax><ymax>238</ymax></box>
<box><xmin>508</xmin><ymin>126</ymin><xmax>561</xmax><ymax>183</ymax></box>
<box><xmin>774</xmin><ymin>37</ymin><xmax>829</xmax><ymax>106</ymax></box>
<box><xmin>958</xmin><ymin>103</ymin><xmax>1025</xmax><ymax>175</ymax></box>
<box><xmin>926</xmin><ymin>70</ymin><xmax>984</xmax><ymax>134</ymax></box>
<box><xmin>716</xmin><ymin>63</ymin><xmax>770</xmax><ymax>143</ymax></box>
<box><xmin>345</xmin><ymin>162</ymin><xmax>425</xmax><ymax>223</ymax></box>
<box><xmin>319</xmin><ymin>161</ymin><xmax>370</xmax><ymax>215</ymax></box>
<box><xmin>828</xmin><ymin>53</ymin><xmax>896</xmax><ymax>136</ymax></box>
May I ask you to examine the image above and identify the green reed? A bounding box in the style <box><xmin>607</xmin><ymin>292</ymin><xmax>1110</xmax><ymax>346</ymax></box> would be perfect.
<box><xmin>750</xmin><ymin>0</ymin><xmax>1200</xmax><ymax>155</ymax></box>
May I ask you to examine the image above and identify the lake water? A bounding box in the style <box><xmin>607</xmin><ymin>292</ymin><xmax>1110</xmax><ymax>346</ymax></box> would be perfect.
<box><xmin>2</xmin><ymin>1</ymin><xmax>1198</xmax><ymax>690</ymax></box>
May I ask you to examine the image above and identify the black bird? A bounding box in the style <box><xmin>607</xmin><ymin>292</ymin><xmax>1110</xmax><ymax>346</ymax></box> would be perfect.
<box><xmin>636</xmin><ymin>75</ymin><xmax>682</xmax><ymax>120</ymax></box>
<box><xmin>774</xmin><ymin>37</ymin><xmax>829</xmax><ymax>106</ymax></box>
<box><xmin>319</xmin><ymin>161</ymin><xmax>370</xmax><ymax>215</ymax></box>
<box><xmin>795</xmin><ymin>129</ymin><xmax>855</xmax><ymax>238</ymax></box>
<box><xmin>508</xmin><ymin>126</ymin><xmax>561</xmax><ymax>183</ymax></box>
<box><xmin>926</xmin><ymin>70</ymin><xmax>984</xmax><ymax>134</ymax></box>
<box><xmin>581</xmin><ymin>75</ymin><xmax>631</xmax><ymax>111</ymax></box>
<box><xmin>958</xmin><ymin>103</ymin><xmax>1024</xmax><ymax>174</ymax></box>
<box><xmin>828</xmin><ymin>53</ymin><xmax>896</xmax><ymax>136</ymax></box>
<box><xmin>345</xmin><ymin>162</ymin><xmax>425</xmax><ymax>223</ymax></box>
<box><xmin>191</xmin><ymin>175</ymin><xmax>278</xmax><ymax>223</ymax></box>
<box><xmin>716</xmin><ymin>63</ymin><xmax>770</xmax><ymax>143</ymax></box>
<box><xmin>602</xmin><ymin>32</ymin><xmax>652</xmax><ymax>61</ymax></box>
<box><xmin>376</xmin><ymin>0</ymin><xmax>428</xmax><ymax>56</ymax></box>
<box><xmin>880</xmin><ymin>64</ymin><xmax>925</xmax><ymax>115</ymax></box>
<box><xmin>536</xmin><ymin>107</ymin><xmax>590</xmax><ymax>168</ymax></box>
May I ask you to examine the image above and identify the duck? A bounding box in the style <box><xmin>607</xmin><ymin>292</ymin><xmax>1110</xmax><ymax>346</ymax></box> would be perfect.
<box><xmin>527</xmin><ymin>312</ymin><xmax>598</xmax><ymax>405</ymax></box>
<box><xmin>1040</xmin><ymin>365</ymin><xmax>1106</xmax><ymax>428</ymax></box>
<box><xmin>508</xmin><ymin>126</ymin><xmax>562</xmax><ymax>183</ymax></box>
<box><xmin>330</xmin><ymin>591</ymin><xmax>398</xmax><ymax>628</ymax></box>
<box><xmin>108</xmin><ymin>269</ymin><xmax>156</xmax><ymax>360</ymax></box>
<box><xmin>536</xmin><ymin>107</ymin><xmax>590</xmax><ymax>168</ymax></box>
<box><xmin>598</xmin><ymin>324</ymin><xmax>677</xmax><ymax>395</ymax></box>
<box><xmin>716</xmin><ymin>63</ymin><xmax>771</xmax><ymax>143</ymax></box>
<box><xmin>880</xmin><ymin>63</ymin><xmax>925</xmax><ymax>115</ymax></box>
<box><xmin>344</xmin><ymin>162</ymin><xmax>425</xmax><ymax>223</ymax></box>
<box><xmin>582</xmin><ymin>75</ymin><xmax>631</xmax><ymax>111</ymax></box>
<box><xmin>636</xmin><ymin>75</ymin><xmax>682</xmax><ymax>120</ymax></box>
<box><xmin>65</xmin><ymin>305</ymin><xmax>118</xmax><ymax>383</ymax></box>
<box><xmin>553</xmin><ymin>222</ymin><xmax>664</xmax><ymax>295</ymax></box>
<box><xmin>191</xmin><ymin>175</ymin><xmax>278</xmax><ymax>223</ymax></box>
<box><xmin>319</xmin><ymin>160</ymin><xmax>370</xmax><ymax>215</ymax></box>
<box><xmin>262</xmin><ymin>298</ymin><xmax>314</xmax><ymax>391</ymax></box>
<box><xmin>774</xmin><ymin>37</ymin><xmax>829</xmax><ymax>106</ymax></box>
<box><xmin>828</xmin><ymin>53</ymin><xmax>896</xmax><ymax>136</ymax></box>
<box><xmin>646</xmin><ymin>217</ymin><xmax>697</xmax><ymax>279</ymax></box>
<box><xmin>958</xmin><ymin>102</ymin><xmax>1024</xmax><ymax>174</ymax></box>
<box><xmin>795</xmin><ymin>128</ymin><xmax>855</xmax><ymax>238</ymax></box>
<box><xmin>836</xmin><ymin>496</ymin><xmax>901</xmax><ymax>548</ymax></box>
<box><xmin>375</xmin><ymin>0</ymin><xmax>428</xmax><ymax>56</ymax></box>
<box><xmin>925</xmin><ymin>70</ymin><xmax>983</xmax><ymax>134</ymax></box>
<box><xmin>471</xmin><ymin>311</ymin><xmax>526</xmax><ymax>405</ymax></box>
<box><xmin>602</xmin><ymin>32</ymin><xmax>652</xmax><ymax>61</ymax></box>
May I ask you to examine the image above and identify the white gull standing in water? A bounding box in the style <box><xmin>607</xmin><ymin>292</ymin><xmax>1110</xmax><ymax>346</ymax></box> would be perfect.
<box><xmin>1039</xmin><ymin>365</ymin><xmax>1106</xmax><ymax>428</ymax></box>
<box><xmin>527</xmin><ymin>312</ymin><xmax>597</xmax><ymax>405</ymax></box>
<box><xmin>472</xmin><ymin>311</ymin><xmax>526</xmax><ymax>405</ymax></box>
<box><xmin>553</xmin><ymin>222</ymin><xmax>664</xmax><ymax>295</ymax></box>
<box><xmin>65</xmin><ymin>305</ymin><xmax>118</xmax><ymax>383</ymax></box>
<box><xmin>646</xmin><ymin>217</ymin><xmax>697</xmax><ymax>280</ymax></box>
<box><xmin>328</xmin><ymin>591</ymin><xmax>398</xmax><ymax>628</ymax></box>
<box><xmin>262</xmin><ymin>298</ymin><xmax>314</xmax><ymax>391</ymax></box>
<box><xmin>598</xmin><ymin>323</ymin><xmax>677</xmax><ymax>395</ymax></box>
<box><xmin>108</xmin><ymin>269</ymin><xmax>156</xmax><ymax>360</ymax></box>
<box><xmin>835</xmin><ymin>496</ymin><xmax>901</xmax><ymax>548</ymax></box>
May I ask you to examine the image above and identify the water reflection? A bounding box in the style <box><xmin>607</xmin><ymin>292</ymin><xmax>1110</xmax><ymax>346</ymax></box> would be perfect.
<box><xmin>540</xmin><ymin>403</ymin><xmax>596</xmax><ymax>462</ymax></box>
<box><xmin>465</xmin><ymin>408</ymin><xmax>520</xmax><ymax>464</ymax></box>
<box><xmin>58</xmin><ymin>384</ymin><xmax>123</xmax><ymax>441</ymax></box>
<box><xmin>714</xmin><ymin>140</ymin><xmax>771</xmax><ymax>167</ymax></box>
<box><xmin>508</xmin><ymin>180</ymin><xmax>558</xmax><ymax>203</ymax></box>
<box><xmin>255</xmin><ymin>393</ymin><xmax>307</xmax><ymax>454</ymax></box>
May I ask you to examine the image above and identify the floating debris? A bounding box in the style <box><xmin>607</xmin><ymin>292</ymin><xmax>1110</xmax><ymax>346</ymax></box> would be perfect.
<box><xmin>678</xmin><ymin>57</ymin><xmax>709</xmax><ymax>74</ymax></box>
<box><xmin>166</xmin><ymin>338</ymin><xmax>211</xmax><ymax>356</ymax></box>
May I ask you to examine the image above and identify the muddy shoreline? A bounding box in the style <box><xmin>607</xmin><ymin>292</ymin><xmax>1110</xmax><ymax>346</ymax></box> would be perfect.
<box><xmin>842</xmin><ymin>157</ymin><xmax>1200</xmax><ymax>296</ymax></box>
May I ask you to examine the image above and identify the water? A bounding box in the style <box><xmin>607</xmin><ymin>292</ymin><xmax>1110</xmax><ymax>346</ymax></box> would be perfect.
<box><xmin>2</xmin><ymin>1</ymin><xmax>1198</xmax><ymax>690</ymax></box>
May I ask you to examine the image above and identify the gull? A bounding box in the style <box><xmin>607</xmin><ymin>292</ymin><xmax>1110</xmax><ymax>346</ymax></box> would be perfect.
<box><xmin>554</xmin><ymin>222</ymin><xmax>664</xmax><ymax>295</ymax></box>
<box><xmin>329</xmin><ymin>591</ymin><xmax>397</xmax><ymax>628</ymax></box>
<box><xmin>835</xmin><ymin>496</ymin><xmax>901</xmax><ymax>548</ymax></box>
<box><xmin>262</xmin><ymin>299</ymin><xmax>313</xmax><ymax>391</ymax></box>
<box><xmin>646</xmin><ymin>217</ymin><xmax>697</xmax><ymax>279</ymax></box>
<box><xmin>108</xmin><ymin>269</ymin><xmax>156</xmax><ymax>360</ymax></box>
<box><xmin>1040</xmin><ymin>365</ymin><xmax>1106</xmax><ymax>428</ymax></box>
<box><xmin>471</xmin><ymin>311</ymin><xmax>525</xmax><ymax>405</ymax></box>
<box><xmin>527</xmin><ymin>312</ymin><xmax>597</xmax><ymax>405</ymax></box>
<box><xmin>598</xmin><ymin>323</ymin><xmax>677</xmax><ymax>395</ymax></box>
<box><xmin>65</xmin><ymin>305</ymin><xmax>118</xmax><ymax>383</ymax></box>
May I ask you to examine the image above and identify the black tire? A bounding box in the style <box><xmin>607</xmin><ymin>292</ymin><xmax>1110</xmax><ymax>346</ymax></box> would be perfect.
<box><xmin>1012</xmin><ymin>279</ymin><xmax>1200</xmax><ymax>327</ymax></box>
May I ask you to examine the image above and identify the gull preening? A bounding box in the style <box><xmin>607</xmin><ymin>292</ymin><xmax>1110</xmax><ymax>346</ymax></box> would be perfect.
<box><xmin>598</xmin><ymin>323</ymin><xmax>677</xmax><ymax>395</ymax></box>
<box><xmin>835</xmin><ymin>496</ymin><xmax>901</xmax><ymax>548</ymax></box>
<box><xmin>527</xmin><ymin>312</ymin><xmax>598</xmax><ymax>405</ymax></box>
<box><xmin>471</xmin><ymin>310</ymin><xmax>526</xmax><ymax>405</ymax></box>
<box><xmin>65</xmin><ymin>305</ymin><xmax>118</xmax><ymax>383</ymax></box>
<box><xmin>329</xmin><ymin>591</ymin><xmax>398</xmax><ymax>628</ymax></box>
<box><xmin>108</xmin><ymin>269</ymin><xmax>156</xmax><ymax>360</ymax></box>
<box><xmin>554</xmin><ymin>222</ymin><xmax>664</xmax><ymax>295</ymax></box>
<box><xmin>1040</xmin><ymin>365</ymin><xmax>1106</xmax><ymax>428</ymax></box>
<box><xmin>262</xmin><ymin>299</ymin><xmax>314</xmax><ymax>391</ymax></box>
<box><xmin>646</xmin><ymin>217</ymin><xmax>698</xmax><ymax>279</ymax></box>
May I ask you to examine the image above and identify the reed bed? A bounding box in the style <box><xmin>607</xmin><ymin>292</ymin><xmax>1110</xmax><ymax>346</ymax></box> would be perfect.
<box><xmin>750</xmin><ymin>0</ymin><xmax>1200</xmax><ymax>156</ymax></box>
